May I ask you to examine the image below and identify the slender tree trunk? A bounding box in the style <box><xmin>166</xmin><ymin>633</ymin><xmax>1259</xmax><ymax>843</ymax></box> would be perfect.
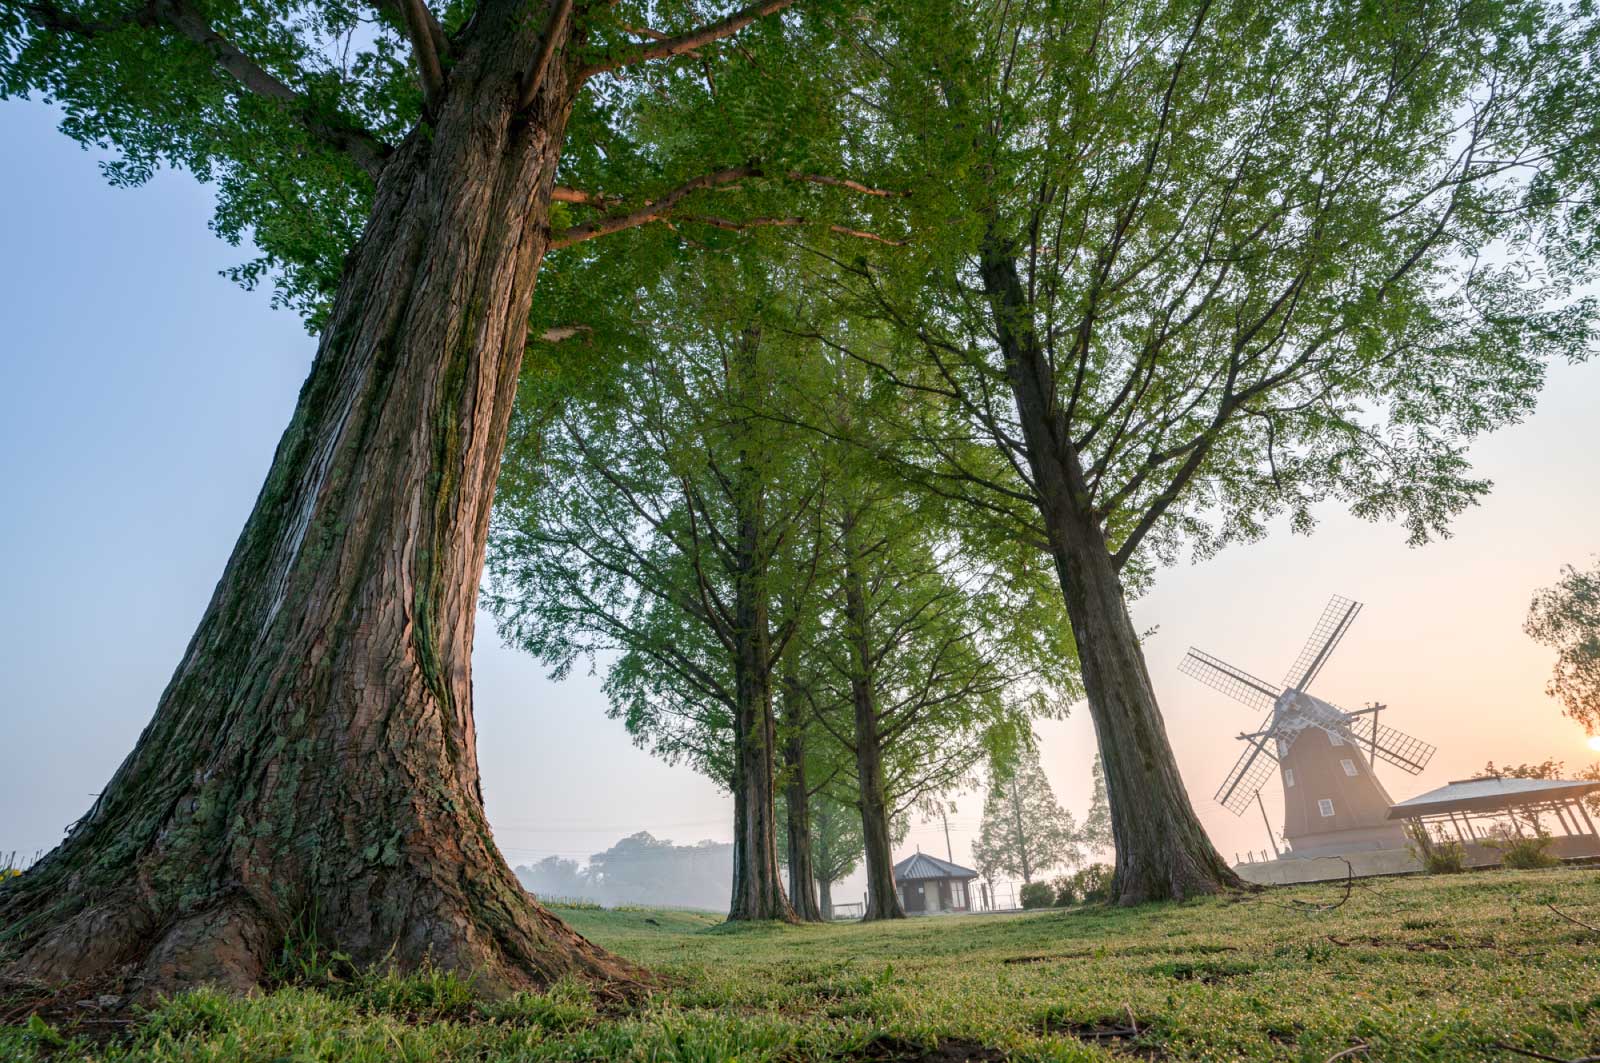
<box><xmin>841</xmin><ymin>510</ymin><xmax>905</xmax><ymax>921</ymax></box>
<box><xmin>779</xmin><ymin>678</ymin><xmax>824</xmax><ymax>921</ymax></box>
<box><xmin>979</xmin><ymin>245</ymin><xmax>1242</xmax><ymax>906</ymax></box>
<box><xmin>1010</xmin><ymin>782</ymin><xmax>1033</xmax><ymax>884</ymax></box>
<box><xmin>816</xmin><ymin>876</ymin><xmax>834</xmax><ymax>917</ymax></box>
<box><xmin>0</xmin><ymin>1</ymin><xmax>634</xmax><ymax>996</ymax></box>
<box><xmin>726</xmin><ymin>349</ymin><xmax>796</xmax><ymax>923</ymax></box>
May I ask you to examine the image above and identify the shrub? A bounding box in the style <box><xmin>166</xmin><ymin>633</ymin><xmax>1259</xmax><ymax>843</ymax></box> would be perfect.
<box><xmin>1054</xmin><ymin>864</ymin><xmax>1114</xmax><ymax>906</ymax></box>
<box><xmin>1488</xmin><ymin>829</ymin><xmax>1560</xmax><ymax>870</ymax></box>
<box><xmin>1019</xmin><ymin>881</ymin><xmax>1055</xmax><ymax>909</ymax></box>
<box><xmin>1404</xmin><ymin>821</ymin><xmax>1466</xmax><ymax>874</ymax></box>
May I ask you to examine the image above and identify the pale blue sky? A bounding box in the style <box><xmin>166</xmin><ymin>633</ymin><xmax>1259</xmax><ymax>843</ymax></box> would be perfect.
<box><xmin>2</xmin><ymin>96</ymin><xmax>1596</xmax><ymax>900</ymax></box>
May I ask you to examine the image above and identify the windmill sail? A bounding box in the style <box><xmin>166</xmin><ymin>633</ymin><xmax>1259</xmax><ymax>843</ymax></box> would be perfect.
<box><xmin>1283</xmin><ymin>595</ymin><xmax>1362</xmax><ymax>692</ymax></box>
<box><xmin>1345</xmin><ymin>715</ymin><xmax>1436</xmax><ymax>775</ymax></box>
<box><xmin>1179</xmin><ymin>649</ymin><xmax>1279</xmax><ymax>711</ymax></box>
<box><xmin>1214</xmin><ymin>718</ymin><xmax>1279</xmax><ymax>815</ymax></box>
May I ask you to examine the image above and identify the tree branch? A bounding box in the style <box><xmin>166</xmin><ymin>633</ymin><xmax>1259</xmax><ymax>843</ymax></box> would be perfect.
<box><xmin>370</xmin><ymin>0</ymin><xmax>446</xmax><ymax>61</ymax></box>
<box><xmin>518</xmin><ymin>0</ymin><xmax>573</xmax><ymax>111</ymax></box>
<box><xmin>579</xmin><ymin>0</ymin><xmax>799</xmax><ymax>79</ymax></box>
<box><xmin>395</xmin><ymin>0</ymin><xmax>446</xmax><ymax>113</ymax></box>
<box><xmin>538</xmin><ymin>324</ymin><xmax>592</xmax><ymax>343</ymax></box>
<box><xmin>23</xmin><ymin>0</ymin><xmax>391</xmax><ymax>178</ymax></box>
<box><xmin>549</xmin><ymin>165</ymin><xmax>758</xmax><ymax>248</ymax></box>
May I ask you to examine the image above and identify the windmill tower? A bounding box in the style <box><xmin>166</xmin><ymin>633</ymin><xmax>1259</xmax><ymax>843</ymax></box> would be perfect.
<box><xmin>1180</xmin><ymin>596</ymin><xmax>1437</xmax><ymax>857</ymax></box>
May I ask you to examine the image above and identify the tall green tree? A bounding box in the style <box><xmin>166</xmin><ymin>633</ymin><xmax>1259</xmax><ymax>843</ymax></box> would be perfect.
<box><xmin>1526</xmin><ymin>558</ymin><xmax>1600</xmax><ymax>733</ymax></box>
<box><xmin>1079</xmin><ymin>755</ymin><xmax>1113</xmax><ymax>859</ymax></box>
<box><xmin>972</xmin><ymin>744</ymin><xmax>1082</xmax><ymax>886</ymax></box>
<box><xmin>818</xmin><ymin>0</ymin><xmax>1598</xmax><ymax>904</ymax></box>
<box><xmin>0</xmin><ymin>0</ymin><xmax>904</xmax><ymax>988</ymax></box>
<box><xmin>488</xmin><ymin>258</ymin><xmax>831</xmax><ymax>922</ymax></box>
<box><xmin>806</xmin><ymin>792</ymin><xmax>866</xmax><ymax>916</ymax></box>
<box><xmin>773</xmin><ymin>353</ymin><xmax>1074</xmax><ymax>919</ymax></box>
<box><xmin>817</xmin><ymin>483</ymin><xmax>1057</xmax><ymax>918</ymax></box>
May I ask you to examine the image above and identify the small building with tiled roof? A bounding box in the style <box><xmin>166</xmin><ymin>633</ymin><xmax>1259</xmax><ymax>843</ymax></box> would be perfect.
<box><xmin>893</xmin><ymin>851</ymin><xmax>979</xmax><ymax>914</ymax></box>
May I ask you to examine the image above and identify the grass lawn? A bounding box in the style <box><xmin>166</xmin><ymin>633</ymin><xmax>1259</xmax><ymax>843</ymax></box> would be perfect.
<box><xmin>4</xmin><ymin>867</ymin><xmax>1599</xmax><ymax>1061</ymax></box>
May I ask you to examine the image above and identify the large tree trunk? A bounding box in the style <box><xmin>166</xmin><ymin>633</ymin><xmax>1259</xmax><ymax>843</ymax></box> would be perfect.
<box><xmin>726</xmin><ymin>372</ymin><xmax>797</xmax><ymax>923</ymax></box>
<box><xmin>0</xmin><ymin>2</ymin><xmax>633</xmax><ymax>996</ymax></box>
<box><xmin>979</xmin><ymin>245</ymin><xmax>1242</xmax><ymax>906</ymax></box>
<box><xmin>841</xmin><ymin>511</ymin><xmax>905</xmax><ymax>921</ymax></box>
<box><xmin>779</xmin><ymin>680</ymin><xmax>824</xmax><ymax>922</ymax></box>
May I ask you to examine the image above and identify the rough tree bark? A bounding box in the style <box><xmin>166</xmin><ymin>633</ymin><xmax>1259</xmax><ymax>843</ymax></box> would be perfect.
<box><xmin>779</xmin><ymin>677</ymin><xmax>824</xmax><ymax>922</ymax></box>
<box><xmin>0</xmin><ymin>0</ymin><xmax>636</xmax><ymax>995</ymax></box>
<box><xmin>841</xmin><ymin>509</ymin><xmax>905</xmax><ymax>921</ymax></box>
<box><xmin>725</xmin><ymin>345</ymin><xmax>798</xmax><ymax>922</ymax></box>
<box><xmin>979</xmin><ymin>244</ymin><xmax>1243</xmax><ymax>906</ymax></box>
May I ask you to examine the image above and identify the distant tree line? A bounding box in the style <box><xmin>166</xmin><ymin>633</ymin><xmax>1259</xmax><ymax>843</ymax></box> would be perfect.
<box><xmin>515</xmin><ymin>833</ymin><xmax>733</xmax><ymax>911</ymax></box>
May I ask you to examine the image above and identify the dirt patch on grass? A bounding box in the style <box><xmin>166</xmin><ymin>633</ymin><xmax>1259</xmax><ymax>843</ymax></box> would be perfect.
<box><xmin>1325</xmin><ymin>934</ymin><xmax>1494</xmax><ymax>952</ymax></box>
<box><xmin>1034</xmin><ymin>1011</ymin><xmax>1167</xmax><ymax>1060</ymax></box>
<box><xmin>1001</xmin><ymin>941</ymin><xmax>1239</xmax><ymax>966</ymax></box>
<box><xmin>840</xmin><ymin>1034</ymin><xmax>1009</xmax><ymax>1061</ymax></box>
<box><xmin>1145</xmin><ymin>959</ymin><xmax>1256</xmax><ymax>984</ymax></box>
<box><xmin>0</xmin><ymin>974</ymin><xmax>141</xmax><ymax>1046</ymax></box>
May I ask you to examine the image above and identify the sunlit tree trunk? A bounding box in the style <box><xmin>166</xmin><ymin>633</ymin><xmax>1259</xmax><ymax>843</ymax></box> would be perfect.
<box><xmin>980</xmin><ymin>246</ymin><xmax>1242</xmax><ymax>906</ymax></box>
<box><xmin>0</xmin><ymin>1</ymin><xmax>634</xmax><ymax>994</ymax></box>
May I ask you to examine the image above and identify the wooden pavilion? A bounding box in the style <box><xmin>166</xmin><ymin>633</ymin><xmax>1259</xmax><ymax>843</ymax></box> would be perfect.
<box><xmin>1386</xmin><ymin>775</ymin><xmax>1600</xmax><ymax>864</ymax></box>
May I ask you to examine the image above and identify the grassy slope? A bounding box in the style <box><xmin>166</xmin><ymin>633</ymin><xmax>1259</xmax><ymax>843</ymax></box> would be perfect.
<box><xmin>5</xmin><ymin>868</ymin><xmax>1599</xmax><ymax>1061</ymax></box>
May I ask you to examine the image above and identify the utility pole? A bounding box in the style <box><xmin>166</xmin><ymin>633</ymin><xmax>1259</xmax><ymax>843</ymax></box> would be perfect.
<box><xmin>1366</xmin><ymin>702</ymin><xmax>1385</xmax><ymax>780</ymax></box>
<box><xmin>1255</xmin><ymin>791</ymin><xmax>1280</xmax><ymax>859</ymax></box>
<box><xmin>940</xmin><ymin>806</ymin><xmax>955</xmax><ymax>863</ymax></box>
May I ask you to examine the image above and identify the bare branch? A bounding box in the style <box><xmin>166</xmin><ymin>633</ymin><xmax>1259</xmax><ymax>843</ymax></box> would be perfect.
<box><xmin>580</xmin><ymin>0</ymin><xmax>799</xmax><ymax>79</ymax></box>
<box><xmin>551</xmin><ymin>186</ymin><xmax>621</xmax><ymax>206</ymax></box>
<box><xmin>538</xmin><ymin>324</ymin><xmax>592</xmax><ymax>343</ymax></box>
<box><xmin>396</xmin><ymin>0</ymin><xmax>446</xmax><ymax>112</ymax></box>
<box><xmin>785</xmin><ymin>171</ymin><xmax>904</xmax><ymax>198</ymax></box>
<box><xmin>549</xmin><ymin>165</ymin><xmax>759</xmax><ymax>248</ymax></box>
<box><xmin>518</xmin><ymin>0</ymin><xmax>574</xmax><ymax>111</ymax></box>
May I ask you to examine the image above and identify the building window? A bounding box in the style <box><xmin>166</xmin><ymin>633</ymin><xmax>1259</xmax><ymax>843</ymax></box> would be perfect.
<box><xmin>1341</xmin><ymin>758</ymin><xmax>1358</xmax><ymax>777</ymax></box>
<box><xmin>951</xmin><ymin>881</ymin><xmax>966</xmax><ymax>908</ymax></box>
<box><xmin>1318</xmin><ymin>798</ymin><xmax>1335</xmax><ymax>818</ymax></box>
<box><xmin>1328</xmin><ymin>731</ymin><xmax>1344</xmax><ymax>747</ymax></box>
<box><xmin>1285</xmin><ymin>768</ymin><xmax>1295</xmax><ymax>787</ymax></box>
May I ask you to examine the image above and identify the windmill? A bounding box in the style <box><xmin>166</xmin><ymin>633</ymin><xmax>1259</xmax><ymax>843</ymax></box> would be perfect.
<box><xmin>1180</xmin><ymin>595</ymin><xmax>1437</xmax><ymax>857</ymax></box>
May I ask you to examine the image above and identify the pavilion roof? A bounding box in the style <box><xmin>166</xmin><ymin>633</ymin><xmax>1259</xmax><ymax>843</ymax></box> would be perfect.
<box><xmin>1386</xmin><ymin>776</ymin><xmax>1600</xmax><ymax>819</ymax></box>
<box><xmin>893</xmin><ymin>852</ymin><xmax>979</xmax><ymax>881</ymax></box>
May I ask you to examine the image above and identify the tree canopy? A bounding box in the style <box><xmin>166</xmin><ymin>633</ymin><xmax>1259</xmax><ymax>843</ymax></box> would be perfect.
<box><xmin>972</xmin><ymin>744</ymin><xmax>1082</xmax><ymax>885</ymax></box>
<box><xmin>1526</xmin><ymin>557</ymin><xmax>1600</xmax><ymax>732</ymax></box>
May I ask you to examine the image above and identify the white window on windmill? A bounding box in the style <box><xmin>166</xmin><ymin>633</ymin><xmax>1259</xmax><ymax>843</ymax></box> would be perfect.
<box><xmin>1341</xmin><ymin>758</ymin><xmax>1358</xmax><ymax>777</ymax></box>
<box><xmin>1276</xmin><ymin>738</ymin><xmax>1290</xmax><ymax>758</ymax></box>
<box><xmin>1318</xmin><ymin>798</ymin><xmax>1335</xmax><ymax>817</ymax></box>
<box><xmin>1285</xmin><ymin>768</ymin><xmax>1296</xmax><ymax>787</ymax></box>
<box><xmin>1327</xmin><ymin>731</ymin><xmax>1344</xmax><ymax>747</ymax></box>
